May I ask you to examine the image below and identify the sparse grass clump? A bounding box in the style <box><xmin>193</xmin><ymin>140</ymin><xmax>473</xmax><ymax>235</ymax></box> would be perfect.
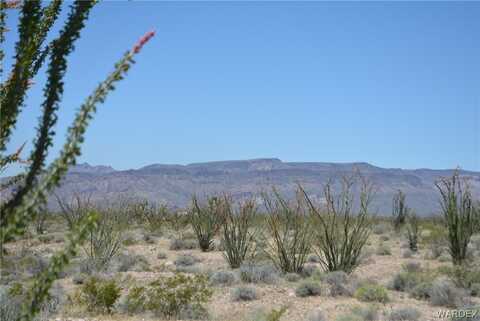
<box><xmin>231</xmin><ymin>286</ymin><xmax>258</xmax><ymax>301</ymax></box>
<box><xmin>307</xmin><ymin>309</ymin><xmax>327</xmax><ymax>321</ymax></box>
<box><xmin>376</xmin><ymin>243</ymin><xmax>392</xmax><ymax>256</ymax></box>
<box><xmin>295</xmin><ymin>281</ymin><xmax>322</xmax><ymax>297</ymax></box>
<box><xmin>169</xmin><ymin>238</ymin><xmax>197</xmax><ymax>251</ymax></box>
<box><xmin>115</xmin><ymin>252</ymin><xmax>150</xmax><ymax>272</ymax></box>
<box><xmin>175</xmin><ymin>254</ymin><xmax>198</xmax><ymax>267</ymax></box>
<box><xmin>325</xmin><ymin>271</ymin><xmax>353</xmax><ymax>296</ymax></box>
<box><xmin>354</xmin><ymin>284</ymin><xmax>389</xmax><ymax>303</ymax></box>
<box><xmin>210</xmin><ymin>271</ymin><xmax>236</xmax><ymax>286</ymax></box>
<box><xmin>285</xmin><ymin>273</ymin><xmax>301</xmax><ymax>282</ymax></box>
<box><xmin>429</xmin><ymin>278</ymin><xmax>467</xmax><ymax>308</ymax></box>
<box><xmin>388</xmin><ymin>307</ymin><xmax>420</xmax><ymax>321</ymax></box>
<box><xmin>240</xmin><ymin>262</ymin><xmax>279</xmax><ymax>284</ymax></box>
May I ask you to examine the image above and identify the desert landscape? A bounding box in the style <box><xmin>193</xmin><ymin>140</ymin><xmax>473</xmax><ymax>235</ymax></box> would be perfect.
<box><xmin>1</xmin><ymin>1</ymin><xmax>479</xmax><ymax>321</ymax></box>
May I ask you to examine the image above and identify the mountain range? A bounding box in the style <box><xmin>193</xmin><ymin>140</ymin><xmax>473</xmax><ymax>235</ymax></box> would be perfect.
<box><xmin>44</xmin><ymin>158</ymin><xmax>480</xmax><ymax>216</ymax></box>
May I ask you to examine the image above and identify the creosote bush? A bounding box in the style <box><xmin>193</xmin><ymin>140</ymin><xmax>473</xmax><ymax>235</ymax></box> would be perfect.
<box><xmin>262</xmin><ymin>188</ymin><xmax>312</xmax><ymax>273</ymax></box>
<box><xmin>78</xmin><ymin>276</ymin><xmax>121</xmax><ymax>314</ymax></box>
<box><xmin>302</xmin><ymin>175</ymin><xmax>374</xmax><ymax>274</ymax></box>
<box><xmin>220</xmin><ymin>196</ymin><xmax>257</xmax><ymax>268</ymax></box>
<box><xmin>189</xmin><ymin>196</ymin><xmax>224</xmax><ymax>252</ymax></box>
<box><xmin>123</xmin><ymin>273</ymin><xmax>212</xmax><ymax>317</ymax></box>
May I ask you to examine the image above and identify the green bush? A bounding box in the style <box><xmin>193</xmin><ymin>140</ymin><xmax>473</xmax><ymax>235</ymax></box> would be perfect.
<box><xmin>79</xmin><ymin>276</ymin><xmax>121</xmax><ymax>313</ymax></box>
<box><xmin>295</xmin><ymin>281</ymin><xmax>322</xmax><ymax>297</ymax></box>
<box><xmin>231</xmin><ymin>286</ymin><xmax>258</xmax><ymax>301</ymax></box>
<box><xmin>354</xmin><ymin>284</ymin><xmax>389</xmax><ymax>303</ymax></box>
<box><xmin>124</xmin><ymin>273</ymin><xmax>212</xmax><ymax>318</ymax></box>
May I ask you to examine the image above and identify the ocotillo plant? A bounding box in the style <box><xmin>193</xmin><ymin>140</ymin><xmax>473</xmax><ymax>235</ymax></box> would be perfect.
<box><xmin>302</xmin><ymin>175</ymin><xmax>374</xmax><ymax>274</ymax></box>
<box><xmin>262</xmin><ymin>188</ymin><xmax>312</xmax><ymax>273</ymax></box>
<box><xmin>189</xmin><ymin>196</ymin><xmax>225</xmax><ymax>251</ymax></box>
<box><xmin>406</xmin><ymin>212</ymin><xmax>419</xmax><ymax>252</ymax></box>
<box><xmin>392</xmin><ymin>190</ymin><xmax>408</xmax><ymax>232</ymax></box>
<box><xmin>220</xmin><ymin>196</ymin><xmax>258</xmax><ymax>268</ymax></box>
<box><xmin>0</xmin><ymin>1</ymin><xmax>154</xmax><ymax>320</ymax></box>
<box><xmin>435</xmin><ymin>171</ymin><xmax>476</xmax><ymax>265</ymax></box>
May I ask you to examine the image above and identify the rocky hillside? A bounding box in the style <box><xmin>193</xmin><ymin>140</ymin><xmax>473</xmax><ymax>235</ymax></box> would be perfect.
<box><xmin>40</xmin><ymin>158</ymin><xmax>480</xmax><ymax>216</ymax></box>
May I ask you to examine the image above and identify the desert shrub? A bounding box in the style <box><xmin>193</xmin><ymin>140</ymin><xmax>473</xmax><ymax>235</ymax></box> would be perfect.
<box><xmin>169</xmin><ymin>238</ymin><xmax>197</xmax><ymax>251</ymax></box>
<box><xmin>380</xmin><ymin>235</ymin><xmax>390</xmax><ymax>241</ymax></box>
<box><xmin>157</xmin><ymin>251</ymin><xmax>167</xmax><ymax>259</ymax></box>
<box><xmin>376</xmin><ymin>243</ymin><xmax>391</xmax><ymax>256</ymax></box>
<box><xmin>373</xmin><ymin>223</ymin><xmax>389</xmax><ymax>235</ymax></box>
<box><xmin>220</xmin><ymin>197</ymin><xmax>257</xmax><ymax>268</ymax></box>
<box><xmin>261</xmin><ymin>188</ymin><xmax>312</xmax><ymax>273</ymax></box>
<box><xmin>406</xmin><ymin>213</ymin><xmax>420</xmax><ymax>252</ymax></box>
<box><xmin>429</xmin><ymin>278</ymin><xmax>467</xmax><ymax>307</ymax></box>
<box><xmin>307</xmin><ymin>309</ymin><xmax>327</xmax><ymax>321</ymax></box>
<box><xmin>115</xmin><ymin>253</ymin><xmax>150</xmax><ymax>272</ymax></box>
<box><xmin>72</xmin><ymin>273</ymin><xmax>87</xmax><ymax>285</ymax></box>
<box><xmin>325</xmin><ymin>271</ymin><xmax>352</xmax><ymax>296</ymax></box>
<box><xmin>252</xmin><ymin>306</ymin><xmax>288</xmax><ymax>321</ymax></box>
<box><xmin>302</xmin><ymin>176</ymin><xmax>374</xmax><ymax>273</ymax></box>
<box><xmin>388</xmin><ymin>307</ymin><xmax>420</xmax><ymax>321</ymax></box>
<box><xmin>392</xmin><ymin>190</ymin><xmax>408</xmax><ymax>232</ymax></box>
<box><xmin>210</xmin><ymin>271</ymin><xmax>236</xmax><ymax>286</ymax></box>
<box><xmin>78</xmin><ymin>276</ymin><xmax>121</xmax><ymax>313</ymax></box>
<box><xmin>0</xmin><ymin>285</ymin><xmax>22</xmax><ymax>321</ymax></box>
<box><xmin>471</xmin><ymin>283</ymin><xmax>480</xmax><ymax>297</ymax></box>
<box><xmin>295</xmin><ymin>281</ymin><xmax>322</xmax><ymax>297</ymax></box>
<box><xmin>231</xmin><ymin>286</ymin><xmax>258</xmax><ymax>301</ymax></box>
<box><xmin>402</xmin><ymin>249</ymin><xmax>413</xmax><ymax>258</ymax></box>
<box><xmin>285</xmin><ymin>273</ymin><xmax>301</xmax><ymax>282</ymax></box>
<box><xmin>175</xmin><ymin>254</ymin><xmax>198</xmax><ymax>267</ymax></box>
<box><xmin>350</xmin><ymin>305</ymin><xmax>379</xmax><ymax>321</ymax></box>
<box><xmin>436</xmin><ymin>172</ymin><xmax>477</xmax><ymax>265</ymax></box>
<box><xmin>403</xmin><ymin>262</ymin><xmax>421</xmax><ymax>273</ymax></box>
<box><xmin>124</xmin><ymin>273</ymin><xmax>212</xmax><ymax>317</ymax></box>
<box><xmin>390</xmin><ymin>272</ymin><xmax>418</xmax><ymax>292</ymax></box>
<box><xmin>354</xmin><ymin>284</ymin><xmax>389</xmax><ymax>303</ymax></box>
<box><xmin>439</xmin><ymin>265</ymin><xmax>480</xmax><ymax>290</ymax></box>
<box><xmin>450</xmin><ymin>305</ymin><xmax>480</xmax><ymax>321</ymax></box>
<box><xmin>177</xmin><ymin>304</ymin><xmax>210</xmax><ymax>320</ymax></box>
<box><xmin>165</xmin><ymin>210</ymin><xmax>189</xmax><ymax>239</ymax></box>
<box><xmin>189</xmin><ymin>196</ymin><xmax>224</xmax><ymax>252</ymax></box>
<box><xmin>240</xmin><ymin>262</ymin><xmax>279</xmax><ymax>284</ymax></box>
<box><xmin>410</xmin><ymin>281</ymin><xmax>432</xmax><ymax>300</ymax></box>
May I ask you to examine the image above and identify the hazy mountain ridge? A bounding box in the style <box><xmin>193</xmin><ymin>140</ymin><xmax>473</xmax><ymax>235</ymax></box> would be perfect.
<box><xmin>38</xmin><ymin>159</ymin><xmax>480</xmax><ymax>216</ymax></box>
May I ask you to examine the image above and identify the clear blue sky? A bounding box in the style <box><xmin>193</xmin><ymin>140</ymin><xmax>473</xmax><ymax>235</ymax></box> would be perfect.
<box><xmin>3</xmin><ymin>1</ymin><xmax>479</xmax><ymax>176</ymax></box>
